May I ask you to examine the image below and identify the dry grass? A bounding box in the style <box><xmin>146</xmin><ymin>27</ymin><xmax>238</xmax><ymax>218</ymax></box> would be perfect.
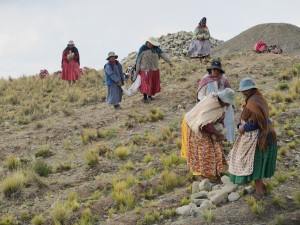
<box><xmin>4</xmin><ymin>155</ymin><xmax>21</xmax><ymax>171</ymax></box>
<box><xmin>50</xmin><ymin>201</ymin><xmax>70</xmax><ymax>225</ymax></box>
<box><xmin>31</xmin><ymin>215</ymin><xmax>44</xmax><ymax>225</ymax></box>
<box><xmin>114</xmin><ymin>146</ymin><xmax>130</xmax><ymax>160</ymax></box>
<box><xmin>85</xmin><ymin>148</ymin><xmax>99</xmax><ymax>167</ymax></box>
<box><xmin>1</xmin><ymin>171</ymin><xmax>26</xmax><ymax>197</ymax></box>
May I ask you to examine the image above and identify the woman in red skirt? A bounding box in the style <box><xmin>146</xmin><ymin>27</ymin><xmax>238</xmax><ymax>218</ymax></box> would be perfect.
<box><xmin>61</xmin><ymin>40</ymin><xmax>80</xmax><ymax>86</ymax></box>
<box><xmin>135</xmin><ymin>37</ymin><xmax>173</xmax><ymax>103</ymax></box>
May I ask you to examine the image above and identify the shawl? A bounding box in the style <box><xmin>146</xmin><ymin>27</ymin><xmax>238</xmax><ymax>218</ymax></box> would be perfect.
<box><xmin>62</xmin><ymin>46</ymin><xmax>80</xmax><ymax>65</ymax></box>
<box><xmin>241</xmin><ymin>89</ymin><xmax>276</xmax><ymax>150</ymax></box>
<box><xmin>134</xmin><ymin>44</ymin><xmax>163</xmax><ymax>68</ymax></box>
<box><xmin>198</xmin><ymin>74</ymin><xmax>230</xmax><ymax>91</ymax></box>
<box><xmin>184</xmin><ymin>93</ymin><xmax>224</xmax><ymax>134</ymax></box>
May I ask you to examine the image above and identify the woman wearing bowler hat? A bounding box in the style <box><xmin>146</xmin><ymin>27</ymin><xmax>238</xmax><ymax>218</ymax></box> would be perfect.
<box><xmin>187</xmin><ymin>17</ymin><xmax>211</xmax><ymax>62</ymax></box>
<box><xmin>135</xmin><ymin>37</ymin><xmax>173</xmax><ymax>103</ymax></box>
<box><xmin>228</xmin><ymin>78</ymin><xmax>278</xmax><ymax>200</ymax></box>
<box><xmin>196</xmin><ymin>59</ymin><xmax>235</xmax><ymax>142</ymax></box>
<box><xmin>61</xmin><ymin>40</ymin><xmax>80</xmax><ymax>86</ymax></box>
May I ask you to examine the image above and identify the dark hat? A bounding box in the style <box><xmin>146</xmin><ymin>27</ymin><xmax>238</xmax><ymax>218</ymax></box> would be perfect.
<box><xmin>207</xmin><ymin>60</ymin><xmax>225</xmax><ymax>73</ymax></box>
<box><xmin>199</xmin><ymin>17</ymin><xmax>206</xmax><ymax>24</ymax></box>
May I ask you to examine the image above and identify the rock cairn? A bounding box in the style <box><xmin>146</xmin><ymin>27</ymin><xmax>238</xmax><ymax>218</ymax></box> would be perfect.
<box><xmin>121</xmin><ymin>31</ymin><xmax>223</xmax><ymax>65</ymax></box>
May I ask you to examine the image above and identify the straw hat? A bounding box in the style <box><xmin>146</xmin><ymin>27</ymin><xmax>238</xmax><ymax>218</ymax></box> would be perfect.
<box><xmin>216</xmin><ymin>88</ymin><xmax>235</xmax><ymax>105</ymax></box>
<box><xmin>237</xmin><ymin>77</ymin><xmax>257</xmax><ymax>92</ymax></box>
<box><xmin>146</xmin><ymin>37</ymin><xmax>160</xmax><ymax>47</ymax></box>
<box><xmin>106</xmin><ymin>51</ymin><xmax>118</xmax><ymax>60</ymax></box>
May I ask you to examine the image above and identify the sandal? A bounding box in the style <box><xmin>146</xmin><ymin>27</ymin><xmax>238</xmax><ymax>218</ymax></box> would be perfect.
<box><xmin>253</xmin><ymin>192</ymin><xmax>264</xmax><ymax>200</ymax></box>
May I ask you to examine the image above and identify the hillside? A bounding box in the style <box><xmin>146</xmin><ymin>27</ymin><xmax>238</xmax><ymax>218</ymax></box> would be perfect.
<box><xmin>0</xmin><ymin>24</ymin><xmax>300</xmax><ymax>225</ymax></box>
<box><xmin>212</xmin><ymin>23</ymin><xmax>300</xmax><ymax>56</ymax></box>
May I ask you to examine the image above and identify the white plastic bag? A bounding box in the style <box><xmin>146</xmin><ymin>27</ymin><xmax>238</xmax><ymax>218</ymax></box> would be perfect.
<box><xmin>122</xmin><ymin>75</ymin><xmax>141</xmax><ymax>96</ymax></box>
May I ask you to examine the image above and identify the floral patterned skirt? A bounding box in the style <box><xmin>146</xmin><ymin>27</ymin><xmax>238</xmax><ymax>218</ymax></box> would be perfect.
<box><xmin>187</xmin><ymin>127</ymin><xmax>225</xmax><ymax>180</ymax></box>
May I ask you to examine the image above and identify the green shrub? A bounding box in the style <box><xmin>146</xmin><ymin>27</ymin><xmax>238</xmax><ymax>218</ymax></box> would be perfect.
<box><xmin>32</xmin><ymin>160</ymin><xmax>52</xmax><ymax>177</ymax></box>
<box><xmin>114</xmin><ymin>146</ymin><xmax>130</xmax><ymax>160</ymax></box>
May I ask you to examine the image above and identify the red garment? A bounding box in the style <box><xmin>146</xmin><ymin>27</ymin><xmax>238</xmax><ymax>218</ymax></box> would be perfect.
<box><xmin>139</xmin><ymin>69</ymin><xmax>160</xmax><ymax>96</ymax></box>
<box><xmin>61</xmin><ymin>50</ymin><xmax>80</xmax><ymax>81</ymax></box>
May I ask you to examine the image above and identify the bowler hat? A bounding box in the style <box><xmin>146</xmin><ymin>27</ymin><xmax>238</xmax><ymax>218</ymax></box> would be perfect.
<box><xmin>216</xmin><ymin>88</ymin><xmax>235</xmax><ymax>105</ymax></box>
<box><xmin>207</xmin><ymin>60</ymin><xmax>225</xmax><ymax>74</ymax></box>
<box><xmin>106</xmin><ymin>51</ymin><xmax>118</xmax><ymax>60</ymax></box>
<box><xmin>237</xmin><ymin>77</ymin><xmax>257</xmax><ymax>92</ymax></box>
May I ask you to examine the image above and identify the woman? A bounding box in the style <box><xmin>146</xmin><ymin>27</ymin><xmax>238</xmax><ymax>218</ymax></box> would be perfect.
<box><xmin>183</xmin><ymin>88</ymin><xmax>235</xmax><ymax>180</ymax></box>
<box><xmin>197</xmin><ymin>59</ymin><xmax>235</xmax><ymax>142</ymax></box>
<box><xmin>187</xmin><ymin>17</ymin><xmax>211</xmax><ymax>62</ymax></box>
<box><xmin>135</xmin><ymin>37</ymin><xmax>173</xmax><ymax>103</ymax></box>
<box><xmin>61</xmin><ymin>40</ymin><xmax>80</xmax><ymax>85</ymax></box>
<box><xmin>104</xmin><ymin>51</ymin><xmax>124</xmax><ymax>109</ymax></box>
<box><xmin>229</xmin><ymin>78</ymin><xmax>278</xmax><ymax>199</ymax></box>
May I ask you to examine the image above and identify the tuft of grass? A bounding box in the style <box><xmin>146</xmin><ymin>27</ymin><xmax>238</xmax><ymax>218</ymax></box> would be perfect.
<box><xmin>246</xmin><ymin>196</ymin><xmax>256</xmax><ymax>206</ymax></box>
<box><xmin>287</xmin><ymin>141</ymin><xmax>296</xmax><ymax>149</ymax></box>
<box><xmin>0</xmin><ymin>215</ymin><xmax>15</xmax><ymax>225</ymax></box>
<box><xmin>147</xmin><ymin>108</ymin><xmax>165</xmax><ymax>122</ymax></box>
<box><xmin>125</xmin><ymin>174</ymin><xmax>138</xmax><ymax>187</ymax></box>
<box><xmin>4</xmin><ymin>155</ymin><xmax>21</xmax><ymax>171</ymax></box>
<box><xmin>275</xmin><ymin>171</ymin><xmax>290</xmax><ymax>183</ymax></box>
<box><xmin>26</xmin><ymin>171</ymin><xmax>48</xmax><ymax>188</ymax></box>
<box><xmin>50</xmin><ymin>202</ymin><xmax>70</xmax><ymax>225</ymax></box>
<box><xmin>279</xmin><ymin>147</ymin><xmax>287</xmax><ymax>156</ymax></box>
<box><xmin>31</xmin><ymin>215</ymin><xmax>44</xmax><ymax>225</ymax></box>
<box><xmin>108</xmin><ymin>208</ymin><xmax>116</xmax><ymax>218</ymax></box>
<box><xmin>294</xmin><ymin>192</ymin><xmax>300</xmax><ymax>206</ymax></box>
<box><xmin>114</xmin><ymin>146</ymin><xmax>130</xmax><ymax>160</ymax></box>
<box><xmin>1</xmin><ymin>171</ymin><xmax>26</xmax><ymax>197</ymax></box>
<box><xmin>265</xmin><ymin>181</ymin><xmax>277</xmax><ymax>195</ymax></box>
<box><xmin>56</xmin><ymin>162</ymin><xmax>72</xmax><ymax>172</ymax></box>
<box><xmin>85</xmin><ymin>149</ymin><xmax>99</xmax><ymax>167</ymax></box>
<box><xmin>277</xmin><ymin>82</ymin><xmax>289</xmax><ymax>90</ymax></box>
<box><xmin>142</xmin><ymin>168</ymin><xmax>156</xmax><ymax>180</ymax></box>
<box><xmin>162</xmin><ymin>208</ymin><xmax>176</xmax><ymax>219</ymax></box>
<box><xmin>202</xmin><ymin>209</ymin><xmax>216</xmax><ymax>224</ymax></box>
<box><xmin>176</xmin><ymin>139</ymin><xmax>182</xmax><ymax>149</ymax></box>
<box><xmin>143</xmin><ymin>210</ymin><xmax>160</xmax><ymax>224</ymax></box>
<box><xmin>32</xmin><ymin>160</ymin><xmax>52</xmax><ymax>177</ymax></box>
<box><xmin>251</xmin><ymin>201</ymin><xmax>265</xmax><ymax>214</ymax></box>
<box><xmin>180</xmin><ymin>197</ymin><xmax>190</xmax><ymax>206</ymax></box>
<box><xmin>279</xmin><ymin>103</ymin><xmax>286</xmax><ymax>111</ymax></box>
<box><xmin>143</xmin><ymin>153</ymin><xmax>152</xmax><ymax>164</ymax></box>
<box><xmin>270</xmin><ymin>91</ymin><xmax>283</xmax><ymax>103</ymax></box>
<box><xmin>98</xmin><ymin>127</ymin><xmax>119</xmax><ymax>140</ymax></box>
<box><xmin>80</xmin><ymin>129</ymin><xmax>98</xmax><ymax>145</ymax></box>
<box><xmin>143</xmin><ymin>188</ymin><xmax>153</xmax><ymax>200</ymax></box>
<box><xmin>272</xmin><ymin>194</ymin><xmax>285</xmax><ymax>208</ymax></box>
<box><xmin>146</xmin><ymin>133</ymin><xmax>159</xmax><ymax>146</ymax></box>
<box><xmin>35</xmin><ymin>145</ymin><xmax>53</xmax><ymax>158</ymax></box>
<box><xmin>161</xmin><ymin>170</ymin><xmax>185</xmax><ymax>190</ymax></box>
<box><xmin>62</xmin><ymin>139</ymin><xmax>71</xmax><ymax>150</ymax></box>
<box><xmin>287</xmin><ymin>130</ymin><xmax>295</xmax><ymax>136</ymax></box>
<box><xmin>162</xmin><ymin>153</ymin><xmax>182</xmax><ymax>169</ymax></box>
<box><xmin>79</xmin><ymin>208</ymin><xmax>95</xmax><ymax>225</ymax></box>
<box><xmin>274</xmin><ymin>214</ymin><xmax>284</xmax><ymax>225</ymax></box>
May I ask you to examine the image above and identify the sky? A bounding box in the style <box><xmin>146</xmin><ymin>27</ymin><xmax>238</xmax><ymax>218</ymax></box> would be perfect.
<box><xmin>0</xmin><ymin>0</ymin><xmax>300</xmax><ymax>79</ymax></box>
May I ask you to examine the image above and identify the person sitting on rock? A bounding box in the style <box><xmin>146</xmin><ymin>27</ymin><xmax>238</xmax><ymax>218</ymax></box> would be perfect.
<box><xmin>187</xmin><ymin>17</ymin><xmax>211</xmax><ymax>62</ymax></box>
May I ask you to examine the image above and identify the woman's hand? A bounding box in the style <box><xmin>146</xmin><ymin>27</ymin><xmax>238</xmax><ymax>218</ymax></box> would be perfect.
<box><xmin>238</xmin><ymin>124</ymin><xmax>245</xmax><ymax>135</ymax></box>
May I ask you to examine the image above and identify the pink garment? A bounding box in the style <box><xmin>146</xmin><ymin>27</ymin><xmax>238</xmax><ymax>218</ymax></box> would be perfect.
<box><xmin>61</xmin><ymin>50</ymin><xmax>80</xmax><ymax>81</ymax></box>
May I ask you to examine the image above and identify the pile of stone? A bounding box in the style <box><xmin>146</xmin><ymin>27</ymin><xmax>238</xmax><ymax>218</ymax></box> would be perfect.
<box><xmin>121</xmin><ymin>31</ymin><xmax>223</xmax><ymax>65</ymax></box>
<box><xmin>175</xmin><ymin>175</ymin><xmax>254</xmax><ymax>218</ymax></box>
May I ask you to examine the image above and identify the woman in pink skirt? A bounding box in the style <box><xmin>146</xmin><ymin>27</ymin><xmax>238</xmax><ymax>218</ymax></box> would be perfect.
<box><xmin>61</xmin><ymin>40</ymin><xmax>80</xmax><ymax>86</ymax></box>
